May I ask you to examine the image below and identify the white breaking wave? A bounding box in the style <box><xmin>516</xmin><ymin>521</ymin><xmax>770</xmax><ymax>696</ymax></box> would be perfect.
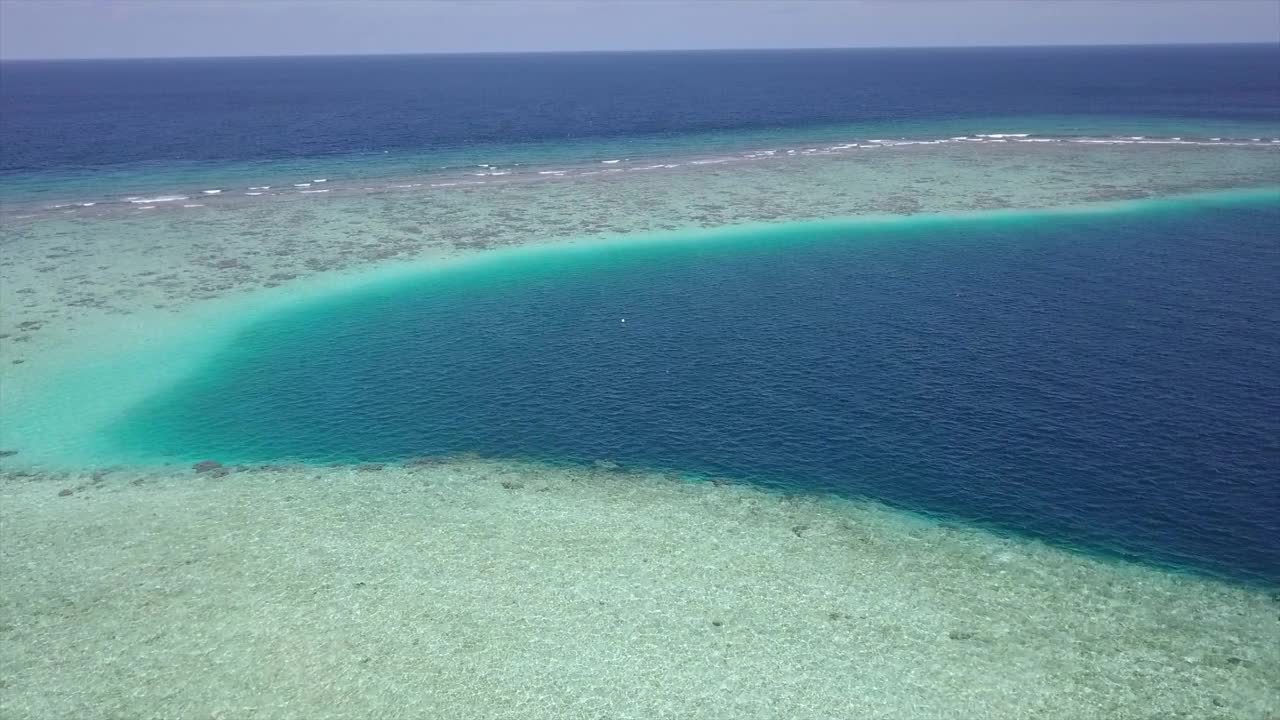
<box><xmin>40</xmin><ymin>132</ymin><xmax>1271</xmax><ymax>219</ymax></box>
<box><xmin>128</xmin><ymin>196</ymin><xmax>188</xmax><ymax>203</ymax></box>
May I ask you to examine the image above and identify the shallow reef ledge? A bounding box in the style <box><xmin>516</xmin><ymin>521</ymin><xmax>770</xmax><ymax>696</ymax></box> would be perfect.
<box><xmin>1</xmin><ymin>459</ymin><xmax>1276</xmax><ymax>719</ymax></box>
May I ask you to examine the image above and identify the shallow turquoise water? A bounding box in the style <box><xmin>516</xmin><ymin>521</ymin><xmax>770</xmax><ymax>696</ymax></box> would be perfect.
<box><xmin>103</xmin><ymin>192</ymin><xmax>1280</xmax><ymax>584</ymax></box>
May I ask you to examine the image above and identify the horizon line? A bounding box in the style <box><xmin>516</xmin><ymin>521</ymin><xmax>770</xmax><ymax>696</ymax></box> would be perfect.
<box><xmin>1</xmin><ymin>40</ymin><xmax>1273</xmax><ymax>63</ymax></box>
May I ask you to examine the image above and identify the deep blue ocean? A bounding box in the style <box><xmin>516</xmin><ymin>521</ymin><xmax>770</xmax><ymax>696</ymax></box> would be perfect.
<box><xmin>113</xmin><ymin>195</ymin><xmax>1280</xmax><ymax>585</ymax></box>
<box><xmin>3</xmin><ymin>44</ymin><xmax>1279</xmax><ymax>197</ymax></box>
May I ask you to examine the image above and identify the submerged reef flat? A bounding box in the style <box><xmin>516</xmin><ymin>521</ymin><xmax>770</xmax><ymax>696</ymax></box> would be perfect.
<box><xmin>1</xmin><ymin>460</ymin><xmax>1277</xmax><ymax>719</ymax></box>
<box><xmin>2</xmin><ymin>140</ymin><xmax>1279</xmax><ymax>372</ymax></box>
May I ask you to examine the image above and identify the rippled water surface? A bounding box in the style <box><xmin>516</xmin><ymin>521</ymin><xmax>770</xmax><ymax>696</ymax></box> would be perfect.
<box><xmin>111</xmin><ymin>195</ymin><xmax>1280</xmax><ymax>584</ymax></box>
<box><xmin>7</xmin><ymin>42</ymin><xmax>1280</xmax><ymax>720</ymax></box>
<box><xmin>4</xmin><ymin>44</ymin><xmax>1278</xmax><ymax>209</ymax></box>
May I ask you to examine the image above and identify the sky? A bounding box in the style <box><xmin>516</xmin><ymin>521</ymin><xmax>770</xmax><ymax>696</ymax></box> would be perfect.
<box><xmin>1</xmin><ymin>0</ymin><xmax>1277</xmax><ymax>60</ymax></box>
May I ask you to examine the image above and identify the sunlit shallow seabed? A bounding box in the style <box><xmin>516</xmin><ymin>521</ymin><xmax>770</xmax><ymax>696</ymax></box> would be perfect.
<box><xmin>2</xmin><ymin>143</ymin><xmax>1279</xmax><ymax>716</ymax></box>
<box><xmin>2</xmin><ymin>460</ymin><xmax>1278</xmax><ymax>719</ymax></box>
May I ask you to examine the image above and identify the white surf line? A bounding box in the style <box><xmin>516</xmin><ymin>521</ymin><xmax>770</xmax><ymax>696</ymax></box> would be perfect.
<box><xmin>127</xmin><ymin>195</ymin><xmax>188</xmax><ymax>204</ymax></box>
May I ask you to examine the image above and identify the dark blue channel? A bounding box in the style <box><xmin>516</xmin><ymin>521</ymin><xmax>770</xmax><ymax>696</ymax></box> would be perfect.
<box><xmin>115</xmin><ymin>198</ymin><xmax>1280</xmax><ymax>584</ymax></box>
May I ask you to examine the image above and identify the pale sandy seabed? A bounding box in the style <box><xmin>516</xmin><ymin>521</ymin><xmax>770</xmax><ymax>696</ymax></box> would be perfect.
<box><xmin>1</xmin><ymin>142</ymin><xmax>1279</xmax><ymax>718</ymax></box>
<box><xmin>2</xmin><ymin>462</ymin><xmax>1278</xmax><ymax>719</ymax></box>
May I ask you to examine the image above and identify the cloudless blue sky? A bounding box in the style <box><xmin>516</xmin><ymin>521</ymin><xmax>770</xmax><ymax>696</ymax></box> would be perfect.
<box><xmin>1</xmin><ymin>0</ymin><xmax>1277</xmax><ymax>60</ymax></box>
